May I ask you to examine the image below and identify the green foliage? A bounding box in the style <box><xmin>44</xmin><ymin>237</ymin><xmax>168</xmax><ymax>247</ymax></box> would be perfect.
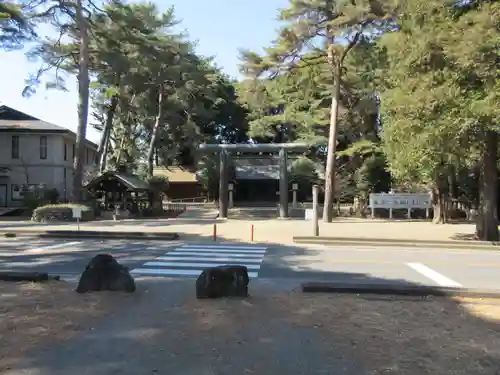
<box><xmin>43</xmin><ymin>187</ymin><xmax>60</xmax><ymax>204</ymax></box>
<box><xmin>354</xmin><ymin>154</ymin><xmax>391</xmax><ymax>195</ymax></box>
<box><xmin>0</xmin><ymin>1</ymin><xmax>34</xmax><ymax>49</ymax></box>
<box><xmin>32</xmin><ymin>203</ymin><xmax>93</xmax><ymax>222</ymax></box>
<box><xmin>197</xmin><ymin>153</ymin><xmax>219</xmax><ymax>196</ymax></box>
<box><xmin>23</xmin><ymin>0</ymin><xmax>249</xmax><ymax>177</ymax></box>
<box><xmin>379</xmin><ymin>0</ymin><xmax>500</xmax><ymax>188</ymax></box>
<box><xmin>290</xmin><ymin>157</ymin><xmax>320</xmax><ymax>183</ymax></box>
<box><xmin>238</xmin><ymin>0</ymin><xmax>393</xmax><ymax>143</ymax></box>
<box><xmin>289</xmin><ymin>156</ymin><xmax>321</xmax><ymax>200</ymax></box>
<box><xmin>147</xmin><ymin>176</ymin><xmax>169</xmax><ymax>193</ymax></box>
<box><xmin>19</xmin><ymin>186</ymin><xmax>60</xmax><ymax>213</ymax></box>
<box><xmin>197</xmin><ymin>153</ymin><xmax>236</xmax><ymax>198</ymax></box>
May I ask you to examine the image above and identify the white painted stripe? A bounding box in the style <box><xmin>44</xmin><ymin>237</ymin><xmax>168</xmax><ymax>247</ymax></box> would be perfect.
<box><xmin>156</xmin><ymin>256</ymin><xmax>263</xmax><ymax>263</ymax></box>
<box><xmin>173</xmin><ymin>248</ymin><xmax>266</xmax><ymax>254</ymax></box>
<box><xmin>0</xmin><ymin>252</ymin><xmax>14</xmax><ymax>256</ymax></box>
<box><xmin>144</xmin><ymin>261</ymin><xmax>261</xmax><ymax>269</ymax></box>
<box><xmin>170</xmin><ymin>250</ymin><xmax>264</xmax><ymax>257</ymax></box>
<box><xmin>25</xmin><ymin>241</ymin><xmax>83</xmax><ymax>252</ymax></box>
<box><xmin>131</xmin><ymin>268</ymin><xmax>258</xmax><ymax>278</ymax></box>
<box><xmin>406</xmin><ymin>262</ymin><xmax>462</xmax><ymax>287</ymax></box>
<box><xmin>59</xmin><ymin>275</ymin><xmax>80</xmax><ymax>282</ymax></box>
<box><xmin>182</xmin><ymin>244</ymin><xmax>267</xmax><ymax>250</ymax></box>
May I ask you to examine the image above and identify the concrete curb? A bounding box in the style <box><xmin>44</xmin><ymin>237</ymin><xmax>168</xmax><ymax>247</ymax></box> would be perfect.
<box><xmin>1</xmin><ymin>230</ymin><xmax>180</xmax><ymax>241</ymax></box>
<box><xmin>293</xmin><ymin>236</ymin><xmax>500</xmax><ymax>250</ymax></box>
<box><xmin>301</xmin><ymin>282</ymin><xmax>500</xmax><ymax>298</ymax></box>
<box><xmin>0</xmin><ymin>271</ymin><xmax>60</xmax><ymax>282</ymax></box>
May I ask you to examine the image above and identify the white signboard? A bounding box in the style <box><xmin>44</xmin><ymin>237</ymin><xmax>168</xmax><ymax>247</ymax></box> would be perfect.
<box><xmin>369</xmin><ymin>193</ymin><xmax>432</xmax><ymax>209</ymax></box>
<box><xmin>72</xmin><ymin>207</ymin><xmax>82</xmax><ymax>219</ymax></box>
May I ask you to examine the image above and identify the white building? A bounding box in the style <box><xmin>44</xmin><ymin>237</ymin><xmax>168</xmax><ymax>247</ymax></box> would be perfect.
<box><xmin>0</xmin><ymin>105</ymin><xmax>98</xmax><ymax>207</ymax></box>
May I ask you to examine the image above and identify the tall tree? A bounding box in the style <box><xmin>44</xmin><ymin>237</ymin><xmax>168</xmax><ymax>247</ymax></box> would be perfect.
<box><xmin>73</xmin><ymin>0</ymin><xmax>90</xmax><ymax>202</ymax></box>
<box><xmin>379</xmin><ymin>0</ymin><xmax>500</xmax><ymax>238</ymax></box>
<box><xmin>21</xmin><ymin>0</ymin><xmax>100</xmax><ymax>201</ymax></box>
<box><xmin>239</xmin><ymin>0</ymin><xmax>394</xmax><ymax>222</ymax></box>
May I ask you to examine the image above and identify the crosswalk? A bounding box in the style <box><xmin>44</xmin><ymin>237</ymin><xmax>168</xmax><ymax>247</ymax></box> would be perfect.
<box><xmin>130</xmin><ymin>243</ymin><xmax>268</xmax><ymax>278</ymax></box>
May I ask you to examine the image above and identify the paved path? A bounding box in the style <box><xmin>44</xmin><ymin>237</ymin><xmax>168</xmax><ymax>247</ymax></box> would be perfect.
<box><xmin>0</xmin><ymin>237</ymin><xmax>499</xmax><ymax>290</ymax></box>
<box><xmin>130</xmin><ymin>243</ymin><xmax>268</xmax><ymax>278</ymax></box>
<box><xmin>0</xmin><ymin>238</ymin><xmax>182</xmax><ymax>280</ymax></box>
<box><xmin>0</xmin><ymin>217</ymin><xmax>482</xmax><ymax>244</ymax></box>
<box><xmin>266</xmin><ymin>243</ymin><xmax>500</xmax><ymax>290</ymax></box>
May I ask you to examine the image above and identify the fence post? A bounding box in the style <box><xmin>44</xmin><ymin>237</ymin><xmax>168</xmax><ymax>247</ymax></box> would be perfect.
<box><xmin>312</xmin><ymin>185</ymin><xmax>319</xmax><ymax>236</ymax></box>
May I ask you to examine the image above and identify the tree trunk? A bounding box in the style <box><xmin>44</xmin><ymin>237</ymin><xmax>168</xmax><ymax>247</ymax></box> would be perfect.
<box><xmin>98</xmin><ymin>96</ymin><xmax>118</xmax><ymax>174</ymax></box>
<box><xmin>432</xmin><ymin>170</ymin><xmax>450</xmax><ymax>224</ymax></box>
<box><xmin>431</xmin><ymin>185</ymin><xmax>448</xmax><ymax>224</ymax></box>
<box><xmin>100</xmin><ymin>131</ymin><xmax>110</xmax><ymax>173</ymax></box>
<box><xmin>72</xmin><ymin>0</ymin><xmax>90</xmax><ymax>203</ymax></box>
<box><xmin>322</xmin><ymin>31</ymin><xmax>362</xmax><ymax>222</ymax></box>
<box><xmin>115</xmin><ymin>134</ymin><xmax>126</xmax><ymax>167</ymax></box>
<box><xmin>147</xmin><ymin>84</ymin><xmax>164</xmax><ymax>179</ymax></box>
<box><xmin>322</xmin><ymin>57</ymin><xmax>341</xmax><ymax>223</ymax></box>
<box><xmin>476</xmin><ymin>131</ymin><xmax>498</xmax><ymax>241</ymax></box>
<box><xmin>448</xmin><ymin>166</ymin><xmax>458</xmax><ymax>199</ymax></box>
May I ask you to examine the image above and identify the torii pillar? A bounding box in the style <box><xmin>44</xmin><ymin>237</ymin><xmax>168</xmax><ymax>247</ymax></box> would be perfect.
<box><xmin>278</xmin><ymin>147</ymin><xmax>288</xmax><ymax>219</ymax></box>
<box><xmin>218</xmin><ymin>149</ymin><xmax>229</xmax><ymax>219</ymax></box>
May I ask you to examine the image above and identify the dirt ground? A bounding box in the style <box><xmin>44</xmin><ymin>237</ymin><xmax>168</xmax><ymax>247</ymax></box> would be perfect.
<box><xmin>0</xmin><ymin>280</ymin><xmax>125</xmax><ymax>372</ymax></box>
<box><xmin>2</xmin><ymin>280</ymin><xmax>500</xmax><ymax>374</ymax></box>
<box><xmin>180</xmin><ymin>291</ymin><xmax>500</xmax><ymax>375</ymax></box>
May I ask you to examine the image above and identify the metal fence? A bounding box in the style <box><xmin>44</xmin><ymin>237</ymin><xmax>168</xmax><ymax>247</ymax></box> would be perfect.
<box><xmin>162</xmin><ymin>197</ymin><xmax>216</xmax><ymax>212</ymax></box>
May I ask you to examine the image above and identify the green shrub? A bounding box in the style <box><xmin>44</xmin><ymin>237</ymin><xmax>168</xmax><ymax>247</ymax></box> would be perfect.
<box><xmin>32</xmin><ymin>203</ymin><xmax>95</xmax><ymax>223</ymax></box>
<box><xmin>22</xmin><ymin>196</ymin><xmax>43</xmax><ymax>214</ymax></box>
<box><xmin>43</xmin><ymin>188</ymin><xmax>60</xmax><ymax>204</ymax></box>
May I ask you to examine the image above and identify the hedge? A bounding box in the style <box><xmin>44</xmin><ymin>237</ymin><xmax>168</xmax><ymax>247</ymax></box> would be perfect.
<box><xmin>32</xmin><ymin>203</ymin><xmax>95</xmax><ymax>223</ymax></box>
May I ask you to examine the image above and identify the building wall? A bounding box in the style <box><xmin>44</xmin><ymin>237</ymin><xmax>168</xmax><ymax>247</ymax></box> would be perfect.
<box><xmin>0</xmin><ymin>132</ymin><xmax>97</xmax><ymax>206</ymax></box>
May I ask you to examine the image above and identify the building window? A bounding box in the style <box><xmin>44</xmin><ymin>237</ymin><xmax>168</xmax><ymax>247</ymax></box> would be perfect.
<box><xmin>72</xmin><ymin>144</ymin><xmax>75</xmax><ymax>160</ymax></box>
<box><xmin>64</xmin><ymin>143</ymin><xmax>67</xmax><ymax>161</ymax></box>
<box><xmin>11</xmin><ymin>184</ymin><xmax>43</xmax><ymax>201</ymax></box>
<box><xmin>40</xmin><ymin>136</ymin><xmax>47</xmax><ymax>159</ymax></box>
<box><xmin>86</xmin><ymin>149</ymin><xmax>89</xmax><ymax>164</ymax></box>
<box><xmin>11</xmin><ymin>136</ymin><xmax>19</xmax><ymax>159</ymax></box>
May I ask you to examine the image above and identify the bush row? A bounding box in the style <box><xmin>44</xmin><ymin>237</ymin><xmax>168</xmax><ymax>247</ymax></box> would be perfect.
<box><xmin>32</xmin><ymin>204</ymin><xmax>95</xmax><ymax>223</ymax></box>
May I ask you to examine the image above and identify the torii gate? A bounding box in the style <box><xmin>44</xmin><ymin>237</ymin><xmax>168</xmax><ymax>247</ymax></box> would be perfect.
<box><xmin>198</xmin><ymin>143</ymin><xmax>309</xmax><ymax>219</ymax></box>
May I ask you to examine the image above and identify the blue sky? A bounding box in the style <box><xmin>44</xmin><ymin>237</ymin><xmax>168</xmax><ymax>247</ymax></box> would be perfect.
<box><xmin>0</xmin><ymin>0</ymin><xmax>289</xmax><ymax>144</ymax></box>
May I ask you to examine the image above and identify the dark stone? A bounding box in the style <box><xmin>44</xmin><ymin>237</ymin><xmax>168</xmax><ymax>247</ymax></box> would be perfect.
<box><xmin>196</xmin><ymin>265</ymin><xmax>249</xmax><ymax>299</ymax></box>
<box><xmin>76</xmin><ymin>254</ymin><xmax>136</xmax><ymax>294</ymax></box>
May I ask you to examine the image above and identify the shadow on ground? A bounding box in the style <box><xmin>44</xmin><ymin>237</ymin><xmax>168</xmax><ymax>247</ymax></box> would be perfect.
<box><xmin>1</xmin><ymin>229</ymin><xmax>500</xmax><ymax>374</ymax></box>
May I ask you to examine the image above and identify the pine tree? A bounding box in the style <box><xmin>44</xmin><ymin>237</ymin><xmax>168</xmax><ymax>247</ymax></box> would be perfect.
<box><xmin>0</xmin><ymin>1</ymin><xmax>34</xmax><ymax>49</ymax></box>
<box><xmin>240</xmin><ymin>0</ymin><xmax>394</xmax><ymax>221</ymax></box>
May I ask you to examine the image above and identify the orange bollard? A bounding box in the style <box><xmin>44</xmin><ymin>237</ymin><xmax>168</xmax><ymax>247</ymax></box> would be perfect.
<box><xmin>251</xmin><ymin>224</ymin><xmax>254</xmax><ymax>242</ymax></box>
<box><xmin>213</xmin><ymin>224</ymin><xmax>217</xmax><ymax>241</ymax></box>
